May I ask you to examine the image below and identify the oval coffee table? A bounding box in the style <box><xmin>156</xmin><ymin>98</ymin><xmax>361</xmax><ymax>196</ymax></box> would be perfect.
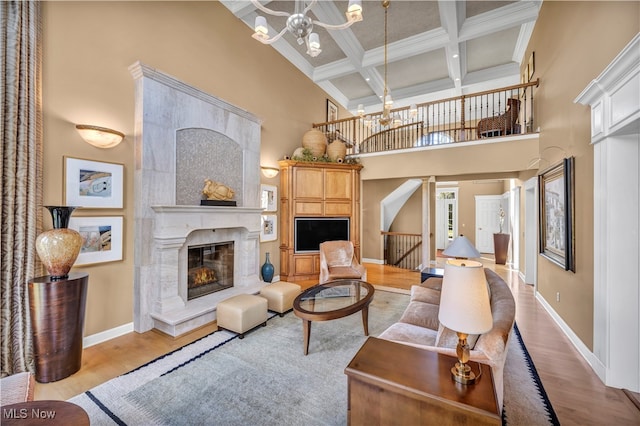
<box><xmin>293</xmin><ymin>279</ymin><xmax>375</xmax><ymax>355</ymax></box>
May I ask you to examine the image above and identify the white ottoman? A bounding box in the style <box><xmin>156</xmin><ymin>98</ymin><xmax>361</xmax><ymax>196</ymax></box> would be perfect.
<box><xmin>216</xmin><ymin>294</ymin><xmax>268</xmax><ymax>338</ymax></box>
<box><xmin>260</xmin><ymin>281</ymin><xmax>302</xmax><ymax>316</ymax></box>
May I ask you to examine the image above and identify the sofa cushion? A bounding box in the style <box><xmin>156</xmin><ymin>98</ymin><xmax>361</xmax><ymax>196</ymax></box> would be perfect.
<box><xmin>378</xmin><ymin>322</ymin><xmax>437</xmax><ymax>347</ymax></box>
<box><xmin>435</xmin><ymin>323</ymin><xmax>479</xmax><ymax>349</ymax></box>
<box><xmin>420</xmin><ymin>277</ymin><xmax>443</xmax><ymax>291</ymax></box>
<box><xmin>398</xmin><ymin>301</ymin><xmax>440</xmax><ymax>331</ymax></box>
<box><xmin>410</xmin><ymin>285</ymin><xmax>441</xmax><ymax>305</ymax></box>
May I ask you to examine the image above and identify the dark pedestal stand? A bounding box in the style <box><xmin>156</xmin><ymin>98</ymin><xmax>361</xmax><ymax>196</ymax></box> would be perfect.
<box><xmin>493</xmin><ymin>233</ymin><xmax>510</xmax><ymax>265</ymax></box>
<box><xmin>28</xmin><ymin>272</ymin><xmax>88</xmax><ymax>383</ymax></box>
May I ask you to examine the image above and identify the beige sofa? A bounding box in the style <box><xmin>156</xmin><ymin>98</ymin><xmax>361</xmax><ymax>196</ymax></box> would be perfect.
<box><xmin>378</xmin><ymin>268</ymin><xmax>516</xmax><ymax>409</ymax></box>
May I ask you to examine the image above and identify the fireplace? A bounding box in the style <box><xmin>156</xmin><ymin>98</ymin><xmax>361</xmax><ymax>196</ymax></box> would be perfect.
<box><xmin>131</xmin><ymin>62</ymin><xmax>265</xmax><ymax>337</ymax></box>
<box><xmin>188</xmin><ymin>242</ymin><xmax>234</xmax><ymax>300</ymax></box>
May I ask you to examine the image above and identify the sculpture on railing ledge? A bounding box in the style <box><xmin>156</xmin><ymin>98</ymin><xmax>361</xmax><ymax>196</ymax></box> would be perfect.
<box><xmin>202</xmin><ymin>179</ymin><xmax>235</xmax><ymax>201</ymax></box>
<box><xmin>476</xmin><ymin>98</ymin><xmax>521</xmax><ymax>139</ymax></box>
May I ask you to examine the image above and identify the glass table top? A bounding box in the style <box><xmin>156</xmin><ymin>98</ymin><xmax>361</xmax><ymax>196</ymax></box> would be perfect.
<box><xmin>295</xmin><ymin>279</ymin><xmax>372</xmax><ymax>314</ymax></box>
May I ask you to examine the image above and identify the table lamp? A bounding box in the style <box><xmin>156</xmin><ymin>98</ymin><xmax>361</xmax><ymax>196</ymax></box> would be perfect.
<box><xmin>442</xmin><ymin>235</ymin><xmax>480</xmax><ymax>259</ymax></box>
<box><xmin>438</xmin><ymin>259</ymin><xmax>493</xmax><ymax>384</ymax></box>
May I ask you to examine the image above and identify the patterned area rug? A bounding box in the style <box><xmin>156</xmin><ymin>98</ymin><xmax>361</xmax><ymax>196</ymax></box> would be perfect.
<box><xmin>69</xmin><ymin>290</ymin><xmax>559</xmax><ymax>425</ymax></box>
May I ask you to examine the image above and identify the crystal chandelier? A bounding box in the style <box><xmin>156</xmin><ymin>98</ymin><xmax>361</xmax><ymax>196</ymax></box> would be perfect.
<box><xmin>251</xmin><ymin>0</ymin><xmax>363</xmax><ymax>58</ymax></box>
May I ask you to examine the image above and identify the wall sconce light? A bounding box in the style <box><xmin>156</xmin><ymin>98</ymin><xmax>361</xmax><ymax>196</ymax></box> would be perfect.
<box><xmin>76</xmin><ymin>124</ymin><xmax>124</xmax><ymax>148</ymax></box>
<box><xmin>261</xmin><ymin>166</ymin><xmax>279</xmax><ymax>179</ymax></box>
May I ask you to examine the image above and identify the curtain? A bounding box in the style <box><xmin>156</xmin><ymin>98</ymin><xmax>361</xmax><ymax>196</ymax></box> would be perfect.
<box><xmin>1</xmin><ymin>1</ymin><xmax>43</xmax><ymax>377</ymax></box>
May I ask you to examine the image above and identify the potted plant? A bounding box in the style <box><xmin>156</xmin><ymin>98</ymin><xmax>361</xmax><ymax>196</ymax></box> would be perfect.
<box><xmin>493</xmin><ymin>207</ymin><xmax>510</xmax><ymax>265</ymax></box>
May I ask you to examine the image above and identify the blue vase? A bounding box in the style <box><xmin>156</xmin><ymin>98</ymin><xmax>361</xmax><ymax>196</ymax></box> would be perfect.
<box><xmin>261</xmin><ymin>252</ymin><xmax>274</xmax><ymax>283</ymax></box>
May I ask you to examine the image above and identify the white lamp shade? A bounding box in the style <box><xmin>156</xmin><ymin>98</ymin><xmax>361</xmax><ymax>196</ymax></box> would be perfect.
<box><xmin>254</xmin><ymin>16</ymin><xmax>268</xmax><ymax>34</ymax></box>
<box><xmin>308</xmin><ymin>32</ymin><xmax>320</xmax><ymax>49</ymax></box>
<box><xmin>438</xmin><ymin>259</ymin><xmax>493</xmax><ymax>335</ymax></box>
<box><xmin>442</xmin><ymin>235</ymin><xmax>480</xmax><ymax>258</ymax></box>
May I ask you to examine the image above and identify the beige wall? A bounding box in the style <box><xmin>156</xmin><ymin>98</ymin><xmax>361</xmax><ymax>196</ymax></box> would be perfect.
<box><xmin>42</xmin><ymin>1</ymin><xmax>343</xmax><ymax>336</ymax></box>
<box><xmin>526</xmin><ymin>1</ymin><xmax>639</xmax><ymax>349</ymax></box>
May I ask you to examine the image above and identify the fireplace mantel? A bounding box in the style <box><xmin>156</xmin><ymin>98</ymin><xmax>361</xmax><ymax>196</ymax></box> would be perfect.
<box><xmin>152</xmin><ymin>205</ymin><xmax>263</xmax><ymax>239</ymax></box>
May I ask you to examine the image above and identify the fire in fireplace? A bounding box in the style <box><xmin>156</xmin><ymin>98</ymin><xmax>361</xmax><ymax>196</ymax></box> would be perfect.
<box><xmin>187</xmin><ymin>241</ymin><xmax>234</xmax><ymax>300</ymax></box>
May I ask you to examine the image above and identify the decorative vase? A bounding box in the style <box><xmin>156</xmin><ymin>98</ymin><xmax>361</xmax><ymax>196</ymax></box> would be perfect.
<box><xmin>261</xmin><ymin>252</ymin><xmax>274</xmax><ymax>283</ymax></box>
<box><xmin>36</xmin><ymin>206</ymin><xmax>83</xmax><ymax>280</ymax></box>
<box><xmin>493</xmin><ymin>233</ymin><xmax>510</xmax><ymax>265</ymax></box>
<box><xmin>302</xmin><ymin>129</ymin><xmax>327</xmax><ymax>157</ymax></box>
<box><xmin>327</xmin><ymin>139</ymin><xmax>347</xmax><ymax>162</ymax></box>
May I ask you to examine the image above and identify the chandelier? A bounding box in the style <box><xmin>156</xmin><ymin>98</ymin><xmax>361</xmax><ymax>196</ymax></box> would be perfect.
<box><xmin>378</xmin><ymin>0</ymin><xmax>395</xmax><ymax>127</ymax></box>
<box><xmin>251</xmin><ymin>0</ymin><xmax>363</xmax><ymax>58</ymax></box>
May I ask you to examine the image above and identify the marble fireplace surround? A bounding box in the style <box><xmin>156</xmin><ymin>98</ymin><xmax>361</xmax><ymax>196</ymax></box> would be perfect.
<box><xmin>130</xmin><ymin>62</ymin><xmax>265</xmax><ymax>336</ymax></box>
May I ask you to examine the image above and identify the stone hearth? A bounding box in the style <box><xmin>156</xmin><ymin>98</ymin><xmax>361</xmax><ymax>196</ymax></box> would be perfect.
<box><xmin>130</xmin><ymin>62</ymin><xmax>265</xmax><ymax>336</ymax></box>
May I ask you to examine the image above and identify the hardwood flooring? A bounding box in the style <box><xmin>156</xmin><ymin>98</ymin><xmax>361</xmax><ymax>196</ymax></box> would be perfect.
<box><xmin>34</xmin><ymin>260</ymin><xmax>640</xmax><ymax>425</ymax></box>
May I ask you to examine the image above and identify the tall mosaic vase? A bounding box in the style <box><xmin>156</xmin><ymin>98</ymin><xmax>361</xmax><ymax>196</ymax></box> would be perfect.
<box><xmin>36</xmin><ymin>206</ymin><xmax>83</xmax><ymax>280</ymax></box>
<box><xmin>261</xmin><ymin>252</ymin><xmax>274</xmax><ymax>283</ymax></box>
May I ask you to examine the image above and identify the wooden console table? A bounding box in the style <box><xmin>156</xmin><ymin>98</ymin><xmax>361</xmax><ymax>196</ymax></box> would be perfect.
<box><xmin>28</xmin><ymin>272</ymin><xmax>89</xmax><ymax>383</ymax></box>
<box><xmin>345</xmin><ymin>337</ymin><xmax>500</xmax><ymax>425</ymax></box>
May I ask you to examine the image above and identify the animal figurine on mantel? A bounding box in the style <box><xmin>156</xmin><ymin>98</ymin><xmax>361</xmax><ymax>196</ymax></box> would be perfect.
<box><xmin>202</xmin><ymin>179</ymin><xmax>235</xmax><ymax>201</ymax></box>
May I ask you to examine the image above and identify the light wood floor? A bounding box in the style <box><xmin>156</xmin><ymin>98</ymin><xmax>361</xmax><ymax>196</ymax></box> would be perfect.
<box><xmin>34</xmin><ymin>260</ymin><xmax>640</xmax><ymax>425</ymax></box>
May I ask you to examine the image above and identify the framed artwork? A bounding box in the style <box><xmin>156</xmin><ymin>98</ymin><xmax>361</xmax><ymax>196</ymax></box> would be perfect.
<box><xmin>528</xmin><ymin>51</ymin><xmax>535</xmax><ymax>81</ymax></box>
<box><xmin>538</xmin><ymin>157</ymin><xmax>575</xmax><ymax>272</ymax></box>
<box><xmin>261</xmin><ymin>214</ymin><xmax>277</xmax><ymax>242</ymax></box>
<box><xmin>261</xmin><ymin>184</ymin><xmax>277</xmax><ymax>212</ymax></box>
<box><xmin>64</xmin><ymin>157</ymin><xmax>124</xmax><ymax>208</ymax></box>
<box><xmin>68</xmin><ymin>216</ymin><xmax>124</xmax><ymax>265</ymax></box>
<box><xmin>326</xmin><ymin>99</ymin><xmax>338</xmax><ymax>122</ymax></box>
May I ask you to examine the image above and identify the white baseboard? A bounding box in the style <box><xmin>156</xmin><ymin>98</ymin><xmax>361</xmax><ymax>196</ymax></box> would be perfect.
<box><xmin>83</xmin><ymin>322</ymin><xmax>134</xmax><ymax>348</ymax></box>
<box><xmin>535</xmin><ymin>292</ymin><xmax>601</xmax><ymax>373</ymax></box>
<box><xmin>363</xmin><ymin>258</ymin><xmax>383</xmax><ymax>264</ymax></box>
<box><xmin>518</xmin><ymin>271</ymin><xmax>526</xmax><ymax>282</ymax></box>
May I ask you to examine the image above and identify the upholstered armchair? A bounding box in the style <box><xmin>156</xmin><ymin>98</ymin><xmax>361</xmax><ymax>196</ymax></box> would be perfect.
<box><xmin>318</xmin><ymin>240</ymin><xmax>367</xmax><ymax>284</ymax></box>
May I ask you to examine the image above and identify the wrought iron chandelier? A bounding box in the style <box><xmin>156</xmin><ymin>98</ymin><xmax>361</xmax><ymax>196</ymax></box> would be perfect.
<box><xmin>251</xmin><ymin>0</ymin><xmax>363</xmax><ymax>58</ymax></box>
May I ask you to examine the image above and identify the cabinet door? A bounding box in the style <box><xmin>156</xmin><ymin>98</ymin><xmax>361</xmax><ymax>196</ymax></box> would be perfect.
<box><xmin>294</xmin><ymin>168</ymin><xmax>323</xmax><ymax>199</ymax></box>
<box><xmin>324</xmin><ymin>202</ymin><xmax>351</xmax><ymax>216</ymax></box>
<box><xmin>294</xmin><ymin>255</ymin><xmax>316</xmax><ymax>275</ymax></box>
<box><xmin>294</xmin><ymin>201</ymin><xmax>323</xmax><ymax>216</ymax></box>
<box><xmin>325</xmin><ymin>169</ymin><xmax>352</xmax><ymax>200</ymax></box>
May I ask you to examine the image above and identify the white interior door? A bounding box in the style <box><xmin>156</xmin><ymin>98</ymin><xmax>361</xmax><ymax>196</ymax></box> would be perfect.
<box><xmin>436</xmin><ymin>198</ymin><xmax>445</xmax><ymax>249</ymax></box>
<box><xmin>436</xmin><ymin>188</ymin><xmax>458</xmax><ymax>250</ymax></box>
<box><xmin>475</xmin><ymin>195</ymin><xmax>502</xmax><ymax>253</ymax></box>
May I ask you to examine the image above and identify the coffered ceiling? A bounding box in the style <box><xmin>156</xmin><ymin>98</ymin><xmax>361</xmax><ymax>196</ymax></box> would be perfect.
<box><xmin>221</xmin><ymin>1</ymin><xmax>541</xmax><ymax>115</ymax></box>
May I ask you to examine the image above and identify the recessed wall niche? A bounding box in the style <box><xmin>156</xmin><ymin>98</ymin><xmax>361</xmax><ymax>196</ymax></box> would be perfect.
<box><xmin>176</xmin><ymin>128</ymin><xmax>243</xmax><ymax>206</ymax></box>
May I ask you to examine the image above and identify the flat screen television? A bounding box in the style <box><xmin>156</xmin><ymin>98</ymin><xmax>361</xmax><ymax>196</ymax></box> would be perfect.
<box><xmin>294</xmin><ymin>217</ymin><xmax>350</xmax><ymax>253</ymax></box>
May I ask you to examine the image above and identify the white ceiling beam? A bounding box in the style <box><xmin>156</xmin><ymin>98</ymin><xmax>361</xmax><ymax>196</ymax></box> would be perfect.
<box><xmin>459</xmin><ymin>1</ymin><xmax>540</xmax><ymax>42</ymax></box>
<box><xmin>513</xmin><ymin>21</ymin><xmax>536</xmax><ymax>65</ymax></box>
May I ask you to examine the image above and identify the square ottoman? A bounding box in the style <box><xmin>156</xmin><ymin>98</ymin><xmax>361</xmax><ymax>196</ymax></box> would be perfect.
<box><xmin>216</xmin><ymin>294</ymin><xmax>268</xmax><ymax>338</ymax></box>
<box><xmin>260</xmin><ymin>281</ymin><xmax>302</xmax><ymax>316</ymax></box>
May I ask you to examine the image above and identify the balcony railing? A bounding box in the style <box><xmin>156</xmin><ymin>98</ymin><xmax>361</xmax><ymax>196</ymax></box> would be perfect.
<box><xmin>382</xmin><ymin>231</ymin><xmax>422</xmax><ymax>271</ymax></box>
<box><xmin>313</xmin><ymin>79</ymin><xmax>539</xmax><ymax>156</ymax></box>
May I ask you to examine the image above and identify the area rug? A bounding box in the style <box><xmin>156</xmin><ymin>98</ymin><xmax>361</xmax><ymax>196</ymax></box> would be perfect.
<box><xmin>69</xmin><ymin>290</ymin><xmax>559</xmax><ymax>425</ymax></box>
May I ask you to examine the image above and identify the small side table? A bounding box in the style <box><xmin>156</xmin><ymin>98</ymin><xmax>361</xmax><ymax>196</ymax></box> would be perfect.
<box><xmin>1</xmin><ymin>400</ymin><xmax>89</xmax><ymax>425</ymax></box>
<box><xmin>28</xmin><ymin>272</ymin><xmax>88</xmax><ymax>383</ymax></box>
<box><xmin>345</xmin><ymin>337</ymin><xmax>500</xmax><ymax>425</ymax></box>
<box><xmin>420</xmin><ymin>267</ymin><xmax>444</xmax><ymax>282</ymax></box>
